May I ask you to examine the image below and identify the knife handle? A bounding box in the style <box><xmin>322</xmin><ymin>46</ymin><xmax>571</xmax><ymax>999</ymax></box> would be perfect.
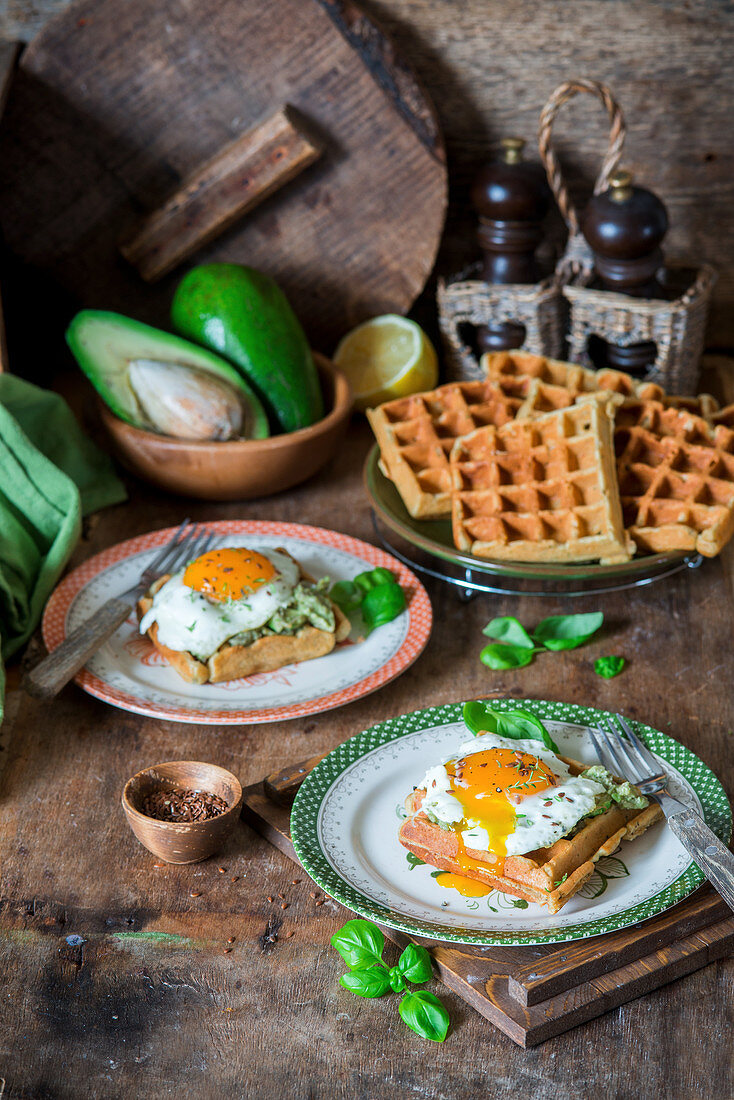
<box><xmin>668</xmin><ymin>810</ymin><xmax>734</xmax><ymax>913</ymax></box>
<box><xmin>23</xmin><ymin>598</ymin><xmax>133</xmax><ymax>700</ymax></box>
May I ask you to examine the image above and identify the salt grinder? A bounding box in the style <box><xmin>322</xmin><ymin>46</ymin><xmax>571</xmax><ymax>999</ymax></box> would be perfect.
<box><xmin>581</xmin><ymin>169</ymin><xmax>669</xmax><ymax>372</ymax></box>
<box><xmin>471</xmin><ymin>137</ymin><xmax>551</xmax><ymax>353</ymax></box>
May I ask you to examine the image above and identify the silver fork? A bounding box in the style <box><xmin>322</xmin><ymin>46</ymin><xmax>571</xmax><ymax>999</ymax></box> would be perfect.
<box><xmin>24</xmin><ymin>520</ymin><xmax>219</xmax><ymax>700</ymax></box>
<box><xmin>590</xmin><ymin>713</ymin><xmax>734</xmax><ymax>913</ymax></box>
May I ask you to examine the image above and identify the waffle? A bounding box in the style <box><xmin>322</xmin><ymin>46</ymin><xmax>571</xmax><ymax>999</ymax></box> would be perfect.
<box><xmin>614</xmin><ymin>400</ymin><xmax>734</xmax><ymax>556</ymax></box>
<box><xmin>366</xmin><ymin>379</ymin><xmax>528</xmax><ymax>518</ymax></box>
<box><xmin>481</xmin><ymin>350</ymin><xmax>665</xmax><ymax>402</ymax></box>
<box><xmin>449</xmin><ymin>400</ymin><xmax>632</xmax><ymax>563</ymax></box>
<box><xmin>137</xmin><ymin>555</ymin><xmax>351</xmax><ymax>684</ymax></box>
<box><xmin>398</xmin><ymin>757</ymin><xmax>663</xmax><ymax>914</ymax></box>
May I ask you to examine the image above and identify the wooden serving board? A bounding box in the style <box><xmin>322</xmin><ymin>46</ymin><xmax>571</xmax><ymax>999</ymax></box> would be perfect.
<box><xmin>241</xmin><ymin>759</ymin><xmax>734</xmax><ymax>1048</ymax></box>
<box><xmin>0</xmin><ymin>0</ymin><xmax>446</xmax><ymax>355</ymax></box>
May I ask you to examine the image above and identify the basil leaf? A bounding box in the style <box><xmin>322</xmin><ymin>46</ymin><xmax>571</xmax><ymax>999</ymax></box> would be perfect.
<box><xmin>362</xmin><ymin>582</ymin><xmax>406</xmax><ymax>633</ymax></box>
<box><xmin>480</xmin><ymin>643</ymin><xmax>534</xmax><ymax>669</ymax></box>
<box><xmin>328</xmin><ymin>580</ymin><xmax>363</xmax><ymax>615</ymax></box>
<box><xmin>462</xmin><ymin>701</ymin><xmax>558</xmax><ymax>752</ymax></box>
<box><xmin>595</xmin><ymin>655</ymin><xmax>626</xmax><ymax>679</ymax></box>
<box><xmin>398</xmin><ymin>990</ymin><xmax>450</xmax><ymax>1042</ymax></box>
<box><xmin>482</xmin><ymin>616</ymin><xmax>534</xmax><ymax>649</ymax></box>
<box><xmin>388</xmin><ymin>966</ymin><xmax>407</xmax><ymax>993</ymax></box>
<box><xmin>354</xmin><ymin>567</ymin><xmax>396</xmax><ymax>594</ymax></box>
<box><xmin>532</xmin><ymin>612</ymin><xmax>604</xmax><ymax>651</ymax></box>
<box><xmin>339</xmin><ymin>967</ymin><xmax>392</xmax><ymax>998</ymax></box>
<box><xmin>330</xmin><ymin>919</ymin><xmax>385</xmax><ymax>969</ymax></box>
<box><xmin>397</xmin><ymin>943</ymin><xmax>433</xmax><ymax>985</ymax></box>
<box><xmin>493</xmin><ymin>708</ymin><xmax>560</xmax><ymax>753</ymax></box>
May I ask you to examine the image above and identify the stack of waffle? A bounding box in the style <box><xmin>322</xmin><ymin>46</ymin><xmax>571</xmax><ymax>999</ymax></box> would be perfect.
<box><xmin>367</xmin><ymin>351</ymin><xmax>734</xmax><ymax>564</ymax></box>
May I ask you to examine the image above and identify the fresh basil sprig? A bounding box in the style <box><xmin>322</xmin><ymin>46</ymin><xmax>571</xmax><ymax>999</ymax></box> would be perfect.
<box><xmin>331</xmin><ymin>918</ymin><xmax>449</xmax><ymax>1041</ymax></box>
<box><xmin>340</xmin><ymin>968</ymin><xmax>392</xmax><ymax>998</ymax></box>
<box><xmin>479</xmin><ymin>611</ymin><xmax>605</xmax><ymax>670</ymax></box>
<box><xmin>398</xmin><ymin>991</ymin><xmax>450</xmax><ymax>1042</ymax></box>
<box><xmin>480</xmin><ymin>643</ymin><xmax>534</xmax><ymax>670</ymax></box>
<box><xmin>462</xmin><ymin>701</ymin><xmax>559</xmax><ymax>753</ymax></box>
<box><xmin>330</xmin><ymin>919</ymin><xmax>385</xmax><ymax>969</ymax></box>
<box><xmin>595</xmin><ymin>654</ymin><xmax>625</xmax><ymax>678</ymax></box>
<box><xmin>483</xmin><ymin>616</ymin><xmax>534</xmax><ymax>649</ymax></box>
<box><xmin>329</xmin><ymin>568</ymin><xmax>406</xmax><ymax>634</ymax></box>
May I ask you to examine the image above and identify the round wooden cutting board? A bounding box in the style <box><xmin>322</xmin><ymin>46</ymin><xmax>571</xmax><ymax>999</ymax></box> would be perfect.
<box><xmin>0</xmin><ymin>0</ymin><xmax>447</xmax><ymax>351</ymax></box>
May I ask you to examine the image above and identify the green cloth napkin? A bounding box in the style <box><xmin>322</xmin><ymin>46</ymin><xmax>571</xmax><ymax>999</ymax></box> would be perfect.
<box><xmin>0</xmin><ymin>375</ymin><xmax>127</xmax><ymax>717</ymax></box>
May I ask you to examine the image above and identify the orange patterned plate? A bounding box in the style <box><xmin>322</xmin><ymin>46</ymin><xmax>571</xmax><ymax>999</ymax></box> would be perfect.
<box><xmin>42</xmin><ymin>521</ymin><xmax>433</xmax><ymax>725</ymax></box>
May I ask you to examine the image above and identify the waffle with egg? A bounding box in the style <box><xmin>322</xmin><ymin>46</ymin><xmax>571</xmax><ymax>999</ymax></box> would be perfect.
<box><xmin>398</xmin><ymin>756</ymin><xmax>663</xmax><ymax>914</ymax></box>
<box><xmin>449</xmin><ymin>400</ymin><xmax>632</xmax><ymax>563</ymax></box>
<box><xmin>614</xmin><ymin>400</ymin><xmax>734</xmax><ymax>556</ymax></box>
<box><xmin>137</xmin><ymin>551</ymin><xmax>351</xmax><ymax>684</ymax></box>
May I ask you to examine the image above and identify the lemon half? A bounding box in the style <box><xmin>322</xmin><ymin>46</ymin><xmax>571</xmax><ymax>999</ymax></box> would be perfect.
<box><xmin>333</xmin><ymin>315</ymin><xmax>439</xmax><ymax>410</ymax></box>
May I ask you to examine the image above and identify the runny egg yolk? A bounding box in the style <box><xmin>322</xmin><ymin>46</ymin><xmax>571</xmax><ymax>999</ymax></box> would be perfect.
<box><xmin>183</xmin><ymin>548</ymin><xmax>277</xmax><ymax>602</ymax></box>
<box><xmin>447</xmin><ymin>747</ymin><xmax>557</xmax><ymax>863</ymax></box>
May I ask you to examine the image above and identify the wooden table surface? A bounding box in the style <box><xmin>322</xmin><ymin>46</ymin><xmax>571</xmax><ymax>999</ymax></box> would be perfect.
<box><xmin>1</xmin><ymin>397</ymin><xmax>733</xmax><ymax>1099</ymax></box>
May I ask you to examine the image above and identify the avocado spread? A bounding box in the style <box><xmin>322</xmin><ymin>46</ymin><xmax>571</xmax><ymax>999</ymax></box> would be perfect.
<box><xmin>227</xmin><ymin>578</ymin><xmax>335</xmax><ymax>648</ymax></box>
<box><xmin>579</xmin><ymin>764</ymin><xmax>649</xmax><ymax>814</ymax></box>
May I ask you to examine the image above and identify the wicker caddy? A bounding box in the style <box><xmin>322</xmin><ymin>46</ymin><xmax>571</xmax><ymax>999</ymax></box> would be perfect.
<box><xmin>436</xmin><ymin>267</ymin><xmax>563</xmax><ymax>383</ymax></box>
<box><xmin>439</xmin><ymin>79</ymin><xmax>715</xmax><ymax>394</ymax></box>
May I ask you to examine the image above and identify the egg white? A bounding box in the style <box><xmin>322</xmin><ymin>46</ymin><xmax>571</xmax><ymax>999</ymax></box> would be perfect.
<box><xmin>139</xmin><ymin>547</ymin><xmax>300</xmax><ymax>661</ymax></box>
<box><xmin>417</xmin><ymin>731</ymin><xmax>605</xmax><ymax>855</ymax></box>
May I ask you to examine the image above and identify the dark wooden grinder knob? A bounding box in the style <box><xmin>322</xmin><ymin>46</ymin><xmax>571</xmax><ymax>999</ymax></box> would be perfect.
<box><xmin>471</xmin><ymin>137</ymin><xmax>551</xmax><ymax>353</ymax></box>
<box><xmin>582</xmin><ymin>169</ymin><xmax>669</xmax><ymax>373</ymax></box>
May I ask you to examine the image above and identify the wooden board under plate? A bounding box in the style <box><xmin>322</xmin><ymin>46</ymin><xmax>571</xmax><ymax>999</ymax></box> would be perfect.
<box><xmin>242</xmin><ymin>759</ymin><xmax>734</xmax><ymax>1048</ymax></box>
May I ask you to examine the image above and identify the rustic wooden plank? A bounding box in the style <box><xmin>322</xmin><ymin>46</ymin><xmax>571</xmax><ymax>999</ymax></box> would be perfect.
<box><xmin>0</xmin><ymin>367</ymin><xmax>733</xmax><ymax>1095</ymax></box>
<box><xmin>0</xmin><ymin>0</ymin><xmax>446</xmax><ymax>354</ymax></box>
<box><xmin>120</xmin><ymin>105</ymin><xmax>323</xmax><ymax>282</ymax></box>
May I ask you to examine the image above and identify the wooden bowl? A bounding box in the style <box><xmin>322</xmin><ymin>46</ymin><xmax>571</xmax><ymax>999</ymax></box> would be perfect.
<box><xmin>121</xmin><ymin>760</ymin><xmax>243</xmax><ymax>864</ymax></box>
<box><xmin>99</xmin><ymin>353</ymin><xmax>352</xmax><ymax>500</ymax></box>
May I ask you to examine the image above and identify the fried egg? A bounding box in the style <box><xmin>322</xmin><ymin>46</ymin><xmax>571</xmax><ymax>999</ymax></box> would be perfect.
<box><xmin>139</xmin><ymin>547</ymin><xmax>300</xmax><ymax>661</ymax></box>
<box><xmin>417</xmin><ymin>732</ymin><xmax>605</xmax><ymax>862</ymax></box>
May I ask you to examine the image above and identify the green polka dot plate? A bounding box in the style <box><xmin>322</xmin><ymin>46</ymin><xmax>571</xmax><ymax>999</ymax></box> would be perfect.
<box><xmin>290</xmin><ymin>699</ymin><xmax>731</xmax><ymax>946</ymax></box>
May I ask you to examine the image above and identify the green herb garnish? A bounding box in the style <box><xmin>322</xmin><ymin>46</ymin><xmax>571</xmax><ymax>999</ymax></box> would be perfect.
<box><xmin>330</xmin><ymin>919</ymin><xmax>449</xmax><ymax>1041</ymax></box>
<box><xmin>398</xmin><ymin>991</ymin><xmax>450</xmax><ymax>1043</ymax></box>
<box><xmin>482</xmin><ymin>616</ymin><xmax>535</xmax><ymax>649</ymax></box>
<box><xmin>594</xmin><ymin>655</ymin><xmax>626</xmax><ymax>678</ymax></box>
<box><xmin>329</xmin><ymin>568</ymin><xmax>406</xmax><ymax>634</ymax></box>
<box><xmin>478</xmin><ymin>611</ymin><xmax>605</xmax><ymax>670</ymax></box>
<box><xmin>462</xmin><ymin>701</ymin><xmax>559</xmax><ymax>752</ymax></box>
<box><xmin>480</xmin><ymin>643</ymin><xmax>534</xmax><ymax>670</ymax></box>
<box><xmin>531</xmin><ymin>612</ymin><xmax>604</xmax><ymax>651</ymax></box>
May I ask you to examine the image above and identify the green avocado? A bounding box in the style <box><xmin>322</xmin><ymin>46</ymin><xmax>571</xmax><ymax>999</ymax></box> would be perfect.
<box><xmin>66</xmin><ymin>310</ymin><xmax>269</xmax><ymax>439</ymax></box>
<box><xmin>170</xmin><ymin>264</ymin><xmax>324</xmax><ymax>433</ymax></box>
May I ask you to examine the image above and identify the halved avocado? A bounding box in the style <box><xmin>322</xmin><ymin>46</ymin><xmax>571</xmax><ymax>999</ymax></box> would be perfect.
<box><xmin>66</xmin><ymin>310</ymin><xmax>270</xmax><ymax>439</ymax></box>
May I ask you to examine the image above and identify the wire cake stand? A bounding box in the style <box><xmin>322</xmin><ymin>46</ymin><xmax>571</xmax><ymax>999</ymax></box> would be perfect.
<box><xmin>364</xmin><ymin>445</ymin><xmax>704</xmax><ymax>598</ymax></box>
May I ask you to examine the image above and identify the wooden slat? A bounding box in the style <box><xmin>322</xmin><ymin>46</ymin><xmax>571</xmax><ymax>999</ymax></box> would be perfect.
<box><xmin>120</xmin><ymin>106</ymin><xmax>323</xmax><ymax>282</ymax></box>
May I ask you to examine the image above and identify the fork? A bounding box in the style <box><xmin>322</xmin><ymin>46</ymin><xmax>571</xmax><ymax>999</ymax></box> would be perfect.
<box><xmin>590</xmin><ymin>713</ymin><xmax>734</xmax><ymax>913</ymax></box>
<box><xmin>23</xmin><ymin>520</ymin><xmax>218</xmax><ymax>700</ymax></box>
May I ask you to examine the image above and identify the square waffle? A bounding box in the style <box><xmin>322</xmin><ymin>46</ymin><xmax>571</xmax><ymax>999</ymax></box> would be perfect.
<box><xmin>449</xmin><ymin>400</ymin><xmax>631</xmax><ymax>563</ymax></box>
<box><xmin>614</xmin><ymin>400</ymin><xmax>734</xmax><ymax>556</ymax></box>
<box><xmin>481</xmin><ymin>350</ymin><xmax>665</xmax><ymax>402</ymax></box>
<box><xmin>366</xmin><ymin>379</ymin><xmax>528</xmax><ymax>518</ymax></box>
<box><xmin>398</xmin><ymin>756</ymin><xmax>663</xmax><ymax>914</ymax></box>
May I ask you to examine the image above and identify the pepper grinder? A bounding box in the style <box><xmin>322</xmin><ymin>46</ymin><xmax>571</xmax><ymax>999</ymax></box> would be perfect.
<box><xmin>470</xmin><ymin>137</ymin><xmax>551</xmax><ymax>353</ymax></box>
<box><xmin>581</xmin><ymin>169</ymin><xmax>669</xmax><ymax>373</ymax></box>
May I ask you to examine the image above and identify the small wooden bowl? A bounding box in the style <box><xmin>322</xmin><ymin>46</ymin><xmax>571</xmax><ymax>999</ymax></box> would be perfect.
<box><xmin>99</xmin><ymin>353</ymin><xmax>352</xmax><ymax>500</ymax></box>
<box><xmin>122</xmin><ymin>761</ymin><xmax>243</xmax><ymax>864</ymax></box>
